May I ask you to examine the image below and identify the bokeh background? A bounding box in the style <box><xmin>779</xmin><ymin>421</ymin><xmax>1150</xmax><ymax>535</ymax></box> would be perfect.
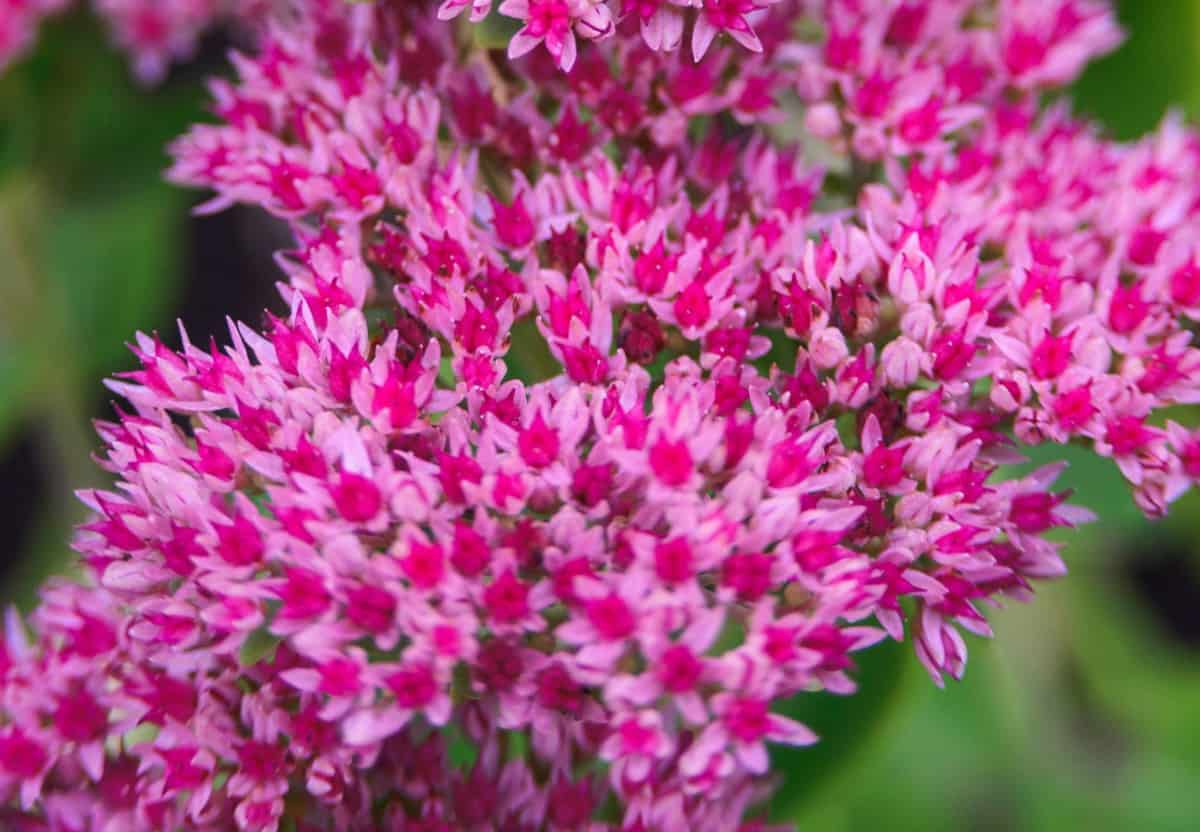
<box><xmin>1</xmin><ymin>2</ymin><xmax>1199</xmax><ymax>829</ymax></box>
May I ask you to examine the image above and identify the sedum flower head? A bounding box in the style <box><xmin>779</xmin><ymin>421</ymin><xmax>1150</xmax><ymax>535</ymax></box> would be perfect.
<box><xmin>4</xmin><ymin>0</ymin><xmax>1200</xmax><ymax>829</ymax></box>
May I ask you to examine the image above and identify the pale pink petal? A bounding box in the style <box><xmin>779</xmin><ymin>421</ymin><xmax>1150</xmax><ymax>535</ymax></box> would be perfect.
<box><xmin>691</xmin><ymin>17</ymin><xmax>718</xmax><ymax>61</ymax></box>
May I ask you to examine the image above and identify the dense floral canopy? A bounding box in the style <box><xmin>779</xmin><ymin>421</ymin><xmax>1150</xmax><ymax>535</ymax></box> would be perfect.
<box><xmin>2</xmin><ymin>1</ymin><xmax>1200</xmax><ymax>829</ymax></box>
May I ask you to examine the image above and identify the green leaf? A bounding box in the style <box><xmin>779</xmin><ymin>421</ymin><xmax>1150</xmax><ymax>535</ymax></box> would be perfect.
<box><xmin>1072</xmin><ymin>0</ymin><xmax>1200</xmax><ymax>138</ymax></box>
<box><xmin>439</xmin><ymin>355</ymin><xmax>457</xmax><ymax>388</ymax></box>
<box><xmin>0</xmin><ymin>79</ymin><xmax>36</xmax><ymax>187</ymax></box>
<box><xmin>250</xmin><ymin>491</ymin><xmax>275</xmax><ymax>519</ymax></box>
<box><xmin>11</xmin><ymin>13</ymin><xmax>208</xmax><ymax>196</ymax></box>
<box><xmin>42</xmin><ymin>181</ymin><xmax>184</xmax><ymax>380</ymax></box>
<box><xmin>0</xmin><ymin>324</ymin><xmax>36</xmax><ymax>451</ymax></box>
<box><xmin>506</xmin><ymin>317</ymin><xmax>561</xmax><ymax>383</ymax></box>
<box><xmin>444</xmin><ymin>724</ymin><xmax>480</xmax><ymax>771</ymax></box>
<box><xmin>239</xmin><ymin>626</ymin><xmax>284</xmax><ymax>667</ymax></box>
<box><xmin>504</xmin><ymin>729</ymin><xmax>529</xmax><ymax>760</ymax></box>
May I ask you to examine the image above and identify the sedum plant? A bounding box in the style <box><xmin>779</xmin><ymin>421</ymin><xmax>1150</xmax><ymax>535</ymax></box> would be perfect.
<box><xmin>2</xmin><ymin>0</ymin><xmax>1199</xmax><ymax>829</ymax></box>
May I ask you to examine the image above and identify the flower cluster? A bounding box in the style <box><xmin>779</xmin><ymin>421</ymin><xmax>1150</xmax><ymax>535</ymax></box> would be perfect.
<box><xmin>3</xmin><ymin>0</ymin><xmax>1200</xmax><ymax>829</ymax></box>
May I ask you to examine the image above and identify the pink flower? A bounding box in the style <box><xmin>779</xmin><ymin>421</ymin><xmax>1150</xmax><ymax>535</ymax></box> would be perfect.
<box><xmin>692</xmin><ymin>0</ymin><xmax>771</xmax><ymax>61</ymax></box>
<box><xmin>682</xmin><ymin>684</ymin><xmax>817</xmax><ymax>777</ymax></box>
<box><xmin>502</xmin><ymin>0</ymin><xmax>614</xmax><ymax>71</ymax></box>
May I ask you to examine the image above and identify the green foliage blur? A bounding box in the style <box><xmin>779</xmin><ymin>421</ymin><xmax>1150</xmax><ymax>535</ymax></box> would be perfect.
<box><xmin>0</xmin><ymin>10</ymin><xmax>210</xmax><ymax>601</ymax></box>
<box><xmin>1</xmin><ymin>2</ymin><xmax>1199</xmax><ymax>829</ymax></box>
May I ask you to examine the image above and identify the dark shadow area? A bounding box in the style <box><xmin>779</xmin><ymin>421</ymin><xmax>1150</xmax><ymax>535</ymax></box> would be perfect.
<box><xmin>1122</xmin><ymin>537</ymin><xmax>1200</xmax><ymax>650</ymax></box>
<box><xmin>175</xmin><ymin>204</ymin><xmax>289</xmax><ymax>344</ymax></box>
<box><xmin>0</xmin><ymin>427</ymin><xmax>48</xmax><ymax>586</ymax></box>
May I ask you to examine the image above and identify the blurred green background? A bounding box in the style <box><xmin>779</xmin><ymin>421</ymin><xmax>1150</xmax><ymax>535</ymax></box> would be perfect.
<box><xmin>1</xmin><ymin>2</ymin><xmax>1199</xmax><ymax>829</ymax></box>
